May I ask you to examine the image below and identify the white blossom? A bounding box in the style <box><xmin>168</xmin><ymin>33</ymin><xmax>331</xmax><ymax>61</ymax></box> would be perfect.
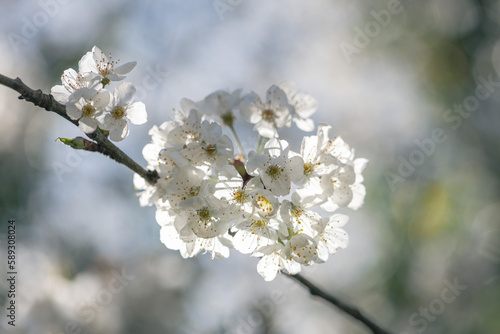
<box><xmin>66</xmin><ymin>88</ymin><xmax>110</xmax><ymax>133</ymax></box>
<box><xmin>51</xmin><ymin>68</ymin><xmax>95</xmax><ymax>104</ymax></box>
<box><xmin>278</xmin><ymin>81</ymin><xmax>318</xmax><ymax>132</ymax></box>
<box><xmin>101</xmin><ymin>82</ymin><xmax>147</xmax><ymax>142</ymax></box>
<box><xmin>246</xmin><ymin>138</ymin><xmax>303</xmax><ymax>196</ymax></box>
<box><xmin>197</xmin><ymin>89</ymin><xmax>242</xmax><ymax>125</ymax></box>
<box><xmin>240</xmin><ymin>85</ymin><xmax>292</xmax><ymax>138</ymax></box>
<box><xmin>314</xmin><ymin>214</ymin><xmax>349</xmax><ymax>262</ymax></box>
<box><xmin>231</xmin><ymin>213</ymin><xmax>279</xmax><ymax>254</ymax></box>
<box><xmin>130</xmin><ymin>82</ymin><xmax>368</xmax><ymax>280</ymax></box>
<box><xmin>180</xmin><ymin>121</ymin><xmax>234</xmax><ymax>171</ymax></box>
<box><xmin>254</xmin><ymin>243</ymin><xmax>301</xmax><ymax>281</ymax></box>
<box><xmin>79</xmin><ymin>46</ymin><xmax>136</xmax><ymax>86</ymax></box>
<box><xmin>286</xmin><ymin>233</ymin><xmax>320</xmax><ymax>265</ymax></box>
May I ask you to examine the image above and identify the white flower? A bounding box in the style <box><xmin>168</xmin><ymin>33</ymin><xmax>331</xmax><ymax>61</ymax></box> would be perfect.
<box><xmin>280</xmin><ymin>192</ymin><xmax>323</xmax><ymax>236</ymax></box>
<box><xmin>246</xmin><ymin>138</ymin><xmax>303</xmax><ymax>196</ymax></box>
<box><xmin>181</xmin><ymin>121</ymin><xmax>234</xmax><ymax>171</ymax></box>
<box><xmin>240</xmin><ymin>85</ymin><xmax>292</xmax><ymax>138</ymax></box>
<box><xmin>231</xmin><ymin>213</ymin><xmax>279</xmax><ymax>254</ymax></box>
<box><xmin>294</xmin><ymin>134</ymin><xmax>337</xmax><ymax>187</ymax></box>
<box><xmin>167</xmin><ymin>103</ymin><xmax>204</xmax><ymax>148</ymax></box>
<box><xmin>134</xmin><ymin>148</ymin><xmax>189</xmax><ymax>207</ymax></box>
<box><xmin>314</xmin><ymin>214</ymin><xmax>349</xmax><ymax>262</ymax></box>
<box><xmin>315</xmin><ymin>124</ymin><xmax>368</xmax><ymax>211</ymax></box>
<box><xmin>209</xmin><ymin>165</ymin><xmax>261</xmax><ymax>216</ymax></box>
<box><xmin>254</xmin><ymin>243</ymin><xmax>301</xmax><ymax>281</ymax></box>
<box><xmin>163</xmin><ymin>166</ymin><xmax>206</xmax><ymax>209</ymax></box>
<box><xmin>252</xmin><ymin>189</ymin><xmax>280</xmax><ymax>219</ymax></box>
<box><xmin>317</xmin><ymin>123</ymin><xmax>355</xmax><ymax>163</ymax></box>
<box><xmin>177</xmin><ymin>202</ymin><xmax>236</xmax><ymax>240</ymax></box>
<box><xmin>278</xmin><ymin>81</ymin><xmax>318</xmax><ymax>132</ymax></box>
<box><xmin>285</xmin><ymin>233</ymin><xmax>320</xmax><ymax>265</ymax></box>
<box><xmin>320</xmin><ymin>165</ymin><xmax>356</xmax><ymax>211</ymax></box>
<box><xmin>191</xmin><ymin>233</ymin><xmax>234</xmax><ymax>259</ymax></box>
<box><xmin>78</xmin><ymin>46</ymin><xmax>136</xmax><ymax>86</ymax></box>
<box><xmin>66</xmin><ymin>88</ymin><xmax>110</xmax><ymax>133</ymax></box>
<box><xmin>100</xmin><ymin>82</ymin><xmax>147</xmax><ymax>142</ymax></box>
<box><xmin>160</xmin><ymin>223</ymin><xmax>233</xmax><ymax>260</ymax></box>
<box><xmin>51</xmin><ymin>68</ymin><xmax>95</xmax><ymax>104</ymax></box>
<box><xmin>132</xmin><ymin>82</ymin><xmax>368</xmax><ymax>280</ymax></box>
<box><xmin>197</xmin><ymin>89</ymin><xmax>242</xmax><ymax>125</ymax></box>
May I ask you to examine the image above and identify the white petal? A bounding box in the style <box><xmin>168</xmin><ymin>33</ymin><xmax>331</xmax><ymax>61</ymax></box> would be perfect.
<box><xmin>293</xmin><ymin>92</ymin><xmax>318</xmax><ymax>118</ymax></box>
<box><xmin>257</xmin><ymin>254</ymin><xmax>280</xmax><ymax>281</ymax></box>
<box><xmin>239</xmin><ymin>92</ymin><xmax>262</xmax><ymax>123</ymax></box>
<box><xmin>93</xmin><ymin>90</ymin><xmax>111</xmax><ymax>110</ymax></box>
<box><xmin>180</xmin><ymin>98</ymin><xmax>197</xmax><ymax>113</ymax></box>
<box><xmin>295</xmin><ymin>117</ymin><xmax>315</xmax><ymax>132</ymax></box>
<box><xmin>254</xmin><ymin>121</ymin><xmax>276</xmax><ymax>138</ymax></box>
<box><xmin>348</xmin><ymin>183</ymin><xmax>366</xmax><ymax>210</ymax></box>
<box><xmin>92</xmin><ymin>46</ymin><xmax>107</xmax><ymax>66</ymax></box>
<box><xmin>114</xmin><ymin>61</ymin><xmax>137</xmax><ymax>75</ymax></box>
<box><xmin>51</xmin><ymin>85</ymin><xmax>70</xmax><ymax>104</ymax></box>
<box><xmin>78</xmin><ymin>50</ymin><xmax>96</xmax><ymax>73</ymax></box>
<box><xmin>114</xmin><ymin>82</ymin><xmax>136</xmax><ymax>106</ymax></box>
<box><xmin>126</xmin><ymin>102</ymin><xmax>147</xmax><ymax>124</ymax></box>
<box><xmin>109</xmin><ymin>119</ymin><xmax>129</xmax><ymax>141</ymax></box>
<box><xmin>78</xmin><ymin>117</ymin><xmax>97</xmax><ymax>133</ymax></box>
<box><xmin>265</xmin><ymin>85</ymin><xmax>288</xmax><ymax>109</ymax></box>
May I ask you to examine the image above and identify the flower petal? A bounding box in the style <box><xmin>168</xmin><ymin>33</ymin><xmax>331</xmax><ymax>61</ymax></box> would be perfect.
<box><xmin>126</xmin><ymin>102</ymin><xmax>147</xmax><ymax>125</ymax></box>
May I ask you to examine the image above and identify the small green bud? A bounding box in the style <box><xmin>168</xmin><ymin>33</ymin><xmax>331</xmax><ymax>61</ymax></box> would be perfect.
<box><xmin>56</xmin><ymin>137</ymin><xmax>85</xmax><ymax>150</ymax></box>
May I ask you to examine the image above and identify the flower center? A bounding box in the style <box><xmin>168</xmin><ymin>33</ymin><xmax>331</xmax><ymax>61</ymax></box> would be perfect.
<box><xmin>95</xmin><ymin>50</ymin><xmax>116</xmax><ymax>77</ymax></box>
<box><xmin>233</xmin><ymin>189</ymin><xmax>248</xmax><ymax>203</ymax></box>
<box><xmin>82</xmin><ymin>104</ymin><xmax>96</xmax><ymax>117</ymax></box>
<box><xmin>111</xmin><ymin>106</ymin><xmax>126</xmax><ymax>119</ymax></box>
<box><xmin>197</xmin><ymin>206</ymin><xmax>211</xmax><ymax>221</ymax></box>
<box><xmin>262</xmin><ymin>109</ymin><xmax>275</xmax><ymax>122</ymax></box>
<box><xmin>266</xmin><ymin>165</ymin><xmax>281</xmax><ymax>180</ymax></box>
<box><xmin>188</xmin><ymin>186</ymin><xmax>200</xmax><ymax>198</ymax></box>
<box><xmin>303</xmin><ymin>162</ymin><xmax>314</xmax><ymax>175</ymax></box>
<box><xmin>184</xmin><ymin>130</ymin><xmax>200</xmax><ymax>144</ymax></box>
<box><xmin>204</xmin><ymin>144</ymin><xmax>217</xmax><ymax>157</ymax></box>
<box><xmin>256</xmin><ymin>195</ymin><xmax>273</xmax><ymax>213</ymax></box>
<box><xmin>254</xmin><ymin>220</ymin><xmax>267</xmax><ymax>228</ymax></box>
<box><xmin>291</xmin><ymin>205</ymin><xmax>303</xmax><ymax>218</ymax></box>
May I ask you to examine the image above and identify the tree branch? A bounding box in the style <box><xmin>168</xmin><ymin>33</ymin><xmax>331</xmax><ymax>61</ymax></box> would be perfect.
<box><xmin>287</xmin><ymin>274</ymin><xmax>392</xmax><ymax>334</ymax></box>
<box><xmin>0</xmin><ymin>73</ymin><xmax>158</xmax><ymax>185</ymax></box>
<box><xmin>1</xmin><ymin>73</ymin><xmax>392</xmax><ymax>334</ymax></box>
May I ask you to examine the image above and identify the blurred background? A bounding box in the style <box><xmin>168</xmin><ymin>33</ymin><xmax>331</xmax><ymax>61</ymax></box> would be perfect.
<box><xmin>0</xmin><ymin>0</ymin><xmax>499</xmax><ymax>333</ymax></box>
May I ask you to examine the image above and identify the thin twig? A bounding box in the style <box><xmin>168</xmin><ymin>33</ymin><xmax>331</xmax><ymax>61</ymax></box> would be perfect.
<box><xmin>0</xmin><ymin>73</ymin><xmax>158</xmax><ymax>185</ymax></box>
<box><xmin>288</xmin><ymin>274</ymin><xmax>392</xmax><ymax>334</ymax></box>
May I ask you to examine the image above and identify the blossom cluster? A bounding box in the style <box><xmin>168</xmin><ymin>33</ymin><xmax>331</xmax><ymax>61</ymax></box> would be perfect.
<box><xmin>51</xmin><ymin>46</ymin><xmax>147</xmax><ymax>141</ymax></box>
<box><xmin>135</xmin><ymin>82</ymin><xmax>367</xmax><ymax>281</ymax></box>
